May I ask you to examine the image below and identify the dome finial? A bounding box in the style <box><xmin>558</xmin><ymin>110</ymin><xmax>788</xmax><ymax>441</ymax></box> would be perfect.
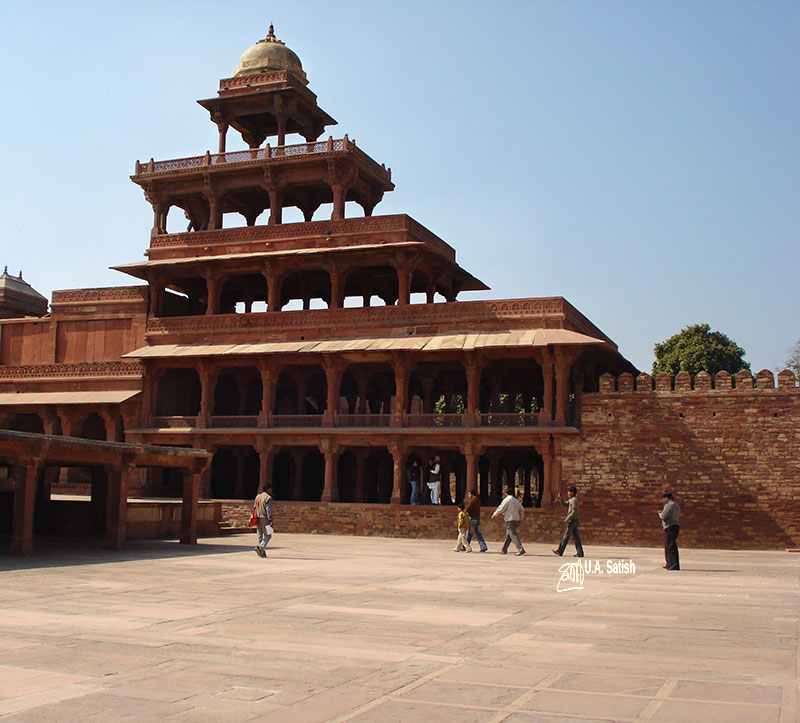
<box><xmin>268</xmin><ymin>23</ymin><xmax>275</xmax><ymax>39</ymax></box>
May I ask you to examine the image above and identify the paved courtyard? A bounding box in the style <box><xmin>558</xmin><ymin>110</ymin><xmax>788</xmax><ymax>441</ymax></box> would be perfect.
<box><xmin>0</xmin><ymin>533</ymin><xmax>797</xmax><ymax>722</ymax></box>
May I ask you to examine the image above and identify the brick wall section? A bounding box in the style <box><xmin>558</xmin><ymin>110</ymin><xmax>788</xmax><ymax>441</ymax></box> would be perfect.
<box><xmin>561</xmin><ymin>370</ymin><xmax>800</xmax><ymax>549</ymax></box>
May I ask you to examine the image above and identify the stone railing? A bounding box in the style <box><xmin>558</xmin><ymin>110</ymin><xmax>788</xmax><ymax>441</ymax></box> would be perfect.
<box><xmin>146</xmin><ymin>298</ymin><xmax>566</xmax><ymax>337</ymax></box>
<box><xmin>271</xmin><ymin>414</ymin><xmax>324</xmax><ymax>428</ymax></box>
<box><xmin>406</xmin><ymin>413</ymin><xmax>463</xmax><ymax>428</ymax></box>
<box><xmin>141</xmin><ymin>411</ymin><xmax>553</xmax><ymax>431</ymax></box>
<box><xmin>134</xmin><ymin>137</ymin><xmax>390</xmax><ymax>184</ymax></box>
<box><xmin>147</xmin><ymin>213</ymin><xmax>453</xmax><ymax>261</ymax></box>
<box><xmin>151</xmin><ymin>416</ymin><xmax>198</xmax><ymax>428</ymax></box>
<box><xmin>209</xmin><ymin>415</ymin><xmax>259</xmax><ymax>428</ymax></box>
<box><xmin>337</xmin><ymin>414</ymin><xmax>391</xmax><ymax>428</ymax></box>
<box><xmin>218</xmin><ymin>69</ymin><xmax>296</xmax><ymax>91</ymax></box>
<box><xmin>479</xmin><ymin>413</ymin><xmax>539</xmax><ymax>427</ymax></box>
<box><xmin>51</xmin><ymin>287</ymin><xmax>147</xmax><ymax>306</ymax></box>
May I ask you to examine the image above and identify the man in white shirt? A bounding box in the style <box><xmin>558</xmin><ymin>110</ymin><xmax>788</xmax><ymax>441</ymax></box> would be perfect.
<box><xmin>492</xmin><ymin>488</ymin><xmax>526</xmax><ymax>556</ymax></box>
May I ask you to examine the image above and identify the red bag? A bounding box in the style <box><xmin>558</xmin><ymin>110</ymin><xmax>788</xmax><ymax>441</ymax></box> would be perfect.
<box><xmin>248</xmin><ymin>503</ymin><xmax>258</xmax><ymax>527</ymax></box>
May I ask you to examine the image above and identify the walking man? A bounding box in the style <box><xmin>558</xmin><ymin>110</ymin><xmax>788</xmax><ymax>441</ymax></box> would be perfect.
<box><xmin>254</xmin><ymin>483</ymin><xmax>274</xmax><ymax>558</ymax></box>
<box><xmin>492</xmin><ymin>487</ymin><xmax>526</xmax><ymax>556</ymax></box>
<box><xmin>659</xmin><ymin>490</ymin><xmax>680</xmax><ymax>570</ymax></box>
<box><xmin>465</xmin><ymin>488</ymin><xmax>488</xmax><ymax>552</ymax></box>
<box><xmin>552</xmin><ymin>485</ymin><xmax>584</xmax><ymax>557</ymax></box>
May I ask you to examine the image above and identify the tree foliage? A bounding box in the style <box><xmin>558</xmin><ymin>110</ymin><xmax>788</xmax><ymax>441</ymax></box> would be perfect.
<box><xmin>783</xmin><ymin>339</ymin><xmax>800</xmax><ymax>377</ymax></box>
<box><xmin>652</xmin><ymin>323</ymin><xmax>750</xmax><ymax>377</ymax></box>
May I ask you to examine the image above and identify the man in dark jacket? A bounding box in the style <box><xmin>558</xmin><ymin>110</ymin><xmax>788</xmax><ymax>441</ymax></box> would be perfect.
<box><xmin>465</xmin><ymin>489</ymin><xmax>488</xmax><ymax>552</ymax></box>
<box><xmin>659</xmin><ymin>491</ymin><xmax>680</xmax><ymax>570</ymax></box>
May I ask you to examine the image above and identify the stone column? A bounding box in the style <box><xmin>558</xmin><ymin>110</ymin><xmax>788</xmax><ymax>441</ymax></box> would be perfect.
<box><xmin>388</xmin><ymin>443</ymin><xmax>406</xmax><ymax>504</ymax></box>
<box><xmin>105</xmin><ymin>460</ymin><xmax>134</xmax><ymax>550</ymax></box>
<box><xmin>204</xmin><ymin>272</ymin><xmax>221</xmax><ymax>316</ymax></box>
<box><xmin>320</xmin><ymin>440</ymin><xmax>339</xmax><ymax>503</ymax></box>
<box><xmin>396</xmin><ymin>266</ymin><xmax>410</xmax><ymax>306</ymax></box>
<box><xmin>539</xmin><ymin>350</ymin><xmax>554</xmax><ymax>424</ymax></box>
<box><xmin>540</xmin><ymin>438</ymin><xmax>554</xmax><ymax>508</ymax></box>
<box><xmin>553</xmin><ymin>349</ymin><xmax>574</xmax><ymax>427</ymax></box>
<box><xmin>257</xmin><ymin>440</ymin><xmax>273</xmax><ymax>492</ymax></box>
<box><xmin>180</xmin><ymin>465</ymin><xmax>202</xmax><ymax>545</ymax></box>
<box><xmin>258</xmin><ymin>362</ymin><xmax>277</xmax><ymax>427</ymax></box>
<box><xmin>331</xmin><ymin>185</ymin><xmax>346</xmax><ymax>220</ymax></box>
<box><xmin>263</xmin><ymin>264</ymin><xmax>284</xmax><ymax>313</ymax></box>
<box><xmin>461</xmin><ymin>441</ymin><xmax>482</xmax><ymax>496</ymax></box>
<box><xmin>323</xmin><ymin>359</ymin><xmax>344</xmax><ymax>426</ymax></box>
<box><xmin>197</xmin><ymin>363</ymin><xmax>216</xmax><ymax>429</ymax></box>
<box><xmin>268</xmin><ymin>187</ymin><xmax>283</xmax><ymax>225</ymax></box>
<box><xmin>464</xmin><ymin>356</ymin><xmax>484</xmax><ymax>427</ymax></box>
<box><xmin>11</xmin><ymin>459</ymin><xmax>42</xmax><ymax>555</ymax></box>
<box><xmin>216</xmin><ymin>120</ymin><xmax>229</xmax><ymax>154</ymax></box>
<box><xmin>328</xmin><ymin>265</ymin><xmax>342</xmax><ymax>309</ymax></box>
<box><xmin>391</xmin><ymin>358</ymin><xmax>410</xmax><ymax>427</ymax></box>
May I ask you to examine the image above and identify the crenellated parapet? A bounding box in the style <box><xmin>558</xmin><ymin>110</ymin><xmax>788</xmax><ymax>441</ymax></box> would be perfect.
<box><xmin>597</xmin><ymin>369</ymin><xmax>798</xmax><ymax>394</ymax></box>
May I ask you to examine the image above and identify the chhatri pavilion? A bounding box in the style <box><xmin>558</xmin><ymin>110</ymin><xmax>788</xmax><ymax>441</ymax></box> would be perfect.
<box><xmin>0</xmin><ymin>28</ymin><xmax>634</xmax><ymax>522</ymax></box>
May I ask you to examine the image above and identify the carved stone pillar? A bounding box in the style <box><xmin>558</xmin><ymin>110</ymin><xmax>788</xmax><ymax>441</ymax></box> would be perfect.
<box><xmin>396</xmin><ymin>266</ymin><xmax>410</xmax><ymax>306</ymax></box>
<box><xmin>258</xmin><ymin>362</ymin><xmax>277</xmax><ymax>427</ymax></box>
<box><xmin>256</xmin><ymin>440</ymin><xmax>273</xmax><ymax>493</ymax></box>
<box><xmin>268</xmin><ymin>187</ymin><xmax>283</xmax><ymax>225</ymax></box>
<box><xmin>323</xmin><ymin>358</ymin><xmax>344</xmax><ymax>426</ymax></box>
<box><xmin>197</xmin><ymin>362</ymin><xmax>216</xmax><ymax>429</ymax></box>
<box><xmin>461</xmin><ymin>441</ymin><xmax>482</xmax><ymax>497</ymax></box>
<box><xmin>554</xmin><ymin>349</ymin><xmax>576</xmax><ymax>426</ymax></box>
<box><xmin>180</xmin><ymin>463</ymin><xmax>203</xmax><ymax>545</ymax></box>
<box><xmin>539</xmin><ymin>350</ymin><xmax>554</xmax><ymax>423</ymax></box>
<box><xmin>464</xmin><ymin>355</ymin><xmax>484</xmax><ymax>427</ymax></box>
<box><xmin>391</xmin><ymin>358</ymin><xmax>411</xmax><ymax>427</ymax></box>
<box><xmin>263</xmin><ymin>264</ymin><xmax>284</xmax><ymax>312</ymax></box>
<box><xmin>204</xmin><ymin>272</ymin><xmax>221</xmax><ymax>316</ymax></box>
<box><xmin>331</xmin><ymin>184</ymin><xmax>346</xmax><ymax>220</ymax></box>
<box><xmin>320</xmin><ymin>440</ymin><xmax>339</xmax><ymax>503</ymax></box>
<box><xmin>388</xmin><ymin>442</ymin><xmax>406</xmax><ymax>505</ymax></box>
<box><xmin>328</xmin><ymin>265</ymin><xmax>342</xmax><ymax>309</ymax></box>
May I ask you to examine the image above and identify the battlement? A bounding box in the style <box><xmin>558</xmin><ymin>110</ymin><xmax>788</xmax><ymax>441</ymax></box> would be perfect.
<box><xmin>596</xmin><ymin>368</ymin><xmax>798</xmax><ymax>394</ymax></box>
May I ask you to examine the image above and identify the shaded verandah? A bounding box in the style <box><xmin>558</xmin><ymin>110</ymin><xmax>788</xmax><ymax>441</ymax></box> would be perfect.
<box><xmin>0</xmin><ymin>429</ymin><xmax>209</xmax><ymax>555</ymax></box>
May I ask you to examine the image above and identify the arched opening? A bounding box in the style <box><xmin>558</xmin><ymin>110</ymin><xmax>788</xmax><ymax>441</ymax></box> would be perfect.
<box><xmin>79</xmin><ymin>413</ymin><xmax>107</xmax><ymax>441</ymax></box>
<box><xmin>272</xmin><ymin>450</ymin><xmax>294</xmax><ymax>500</ymax></box>
<box><xmin>4</xmin><ymin>413</ymin><xmax>44</xmax><ymax>434</ymax></box>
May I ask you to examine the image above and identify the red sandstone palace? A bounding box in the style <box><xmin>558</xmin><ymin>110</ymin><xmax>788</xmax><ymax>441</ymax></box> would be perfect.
<box><xmin>2</xmin><ymin>29</ymin><xmax>798</xmax><ymax>552</ymax></box>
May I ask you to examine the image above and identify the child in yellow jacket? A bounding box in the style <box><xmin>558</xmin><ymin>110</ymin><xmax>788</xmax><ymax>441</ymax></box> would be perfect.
<box><xmin>454</xmin><ymin>503</ymin><xmax>472</xmax><ymax>552</ymax></box>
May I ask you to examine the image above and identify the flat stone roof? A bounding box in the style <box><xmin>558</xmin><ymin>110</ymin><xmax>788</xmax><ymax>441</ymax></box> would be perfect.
<box><xmin>0</xmin><ymin>534</ymin><xmax>796</xmax><ymax>720</ymax></box>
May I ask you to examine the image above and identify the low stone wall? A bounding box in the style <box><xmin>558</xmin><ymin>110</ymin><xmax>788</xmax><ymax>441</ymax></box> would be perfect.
<box><xmin>222</xmin><ymin>501</ymin><xmax>600</xmax><ymax>547</ymax></box>
<box><xmin>38</xmin><ymin>499</ymin><xmax>222</xmax><ymax>540</ymax></box>
<box><xmin>219</xmin><ymin>498</ymin><xmax>794</xmax><ymax>550</ymax></box>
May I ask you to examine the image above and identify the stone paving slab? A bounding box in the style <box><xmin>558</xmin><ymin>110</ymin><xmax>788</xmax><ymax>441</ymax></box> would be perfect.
<box><xmin>0</xmin><ymin>535</ymin><xmax>797</xmax><ymax>722</ymax></box>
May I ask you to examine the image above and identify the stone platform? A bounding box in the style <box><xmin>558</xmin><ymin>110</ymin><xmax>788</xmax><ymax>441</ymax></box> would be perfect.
<box><xmin>0</xmin><ymin>534</ymin><xmax>797</xmax><ymax>722</ymax></box>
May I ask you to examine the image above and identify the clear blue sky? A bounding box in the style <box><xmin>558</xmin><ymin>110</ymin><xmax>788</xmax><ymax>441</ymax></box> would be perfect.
<box><xmin>1</xmin><ymin>0</ymin><xmax>797</xmax><ymax>373</ymax></box>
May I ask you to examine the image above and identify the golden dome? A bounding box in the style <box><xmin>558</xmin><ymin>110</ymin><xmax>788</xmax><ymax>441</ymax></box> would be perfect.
<box><xmin>233</xmin><ymin>25</ymin><xmax>308</xmax><ymax>84</ymax></box>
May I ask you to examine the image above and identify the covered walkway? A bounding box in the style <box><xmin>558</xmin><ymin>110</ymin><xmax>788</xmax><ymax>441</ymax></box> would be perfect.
<box><xmin>0</xmin><ymin>429</ymin><xmax>209</xmax><ymax>555</ymax></box>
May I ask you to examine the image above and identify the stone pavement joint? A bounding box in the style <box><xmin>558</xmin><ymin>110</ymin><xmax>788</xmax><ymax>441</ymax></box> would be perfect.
<box><xmin>0</xmin><ymin>534</ymin><xmax>796</xmax><ymax>722</ymax></box>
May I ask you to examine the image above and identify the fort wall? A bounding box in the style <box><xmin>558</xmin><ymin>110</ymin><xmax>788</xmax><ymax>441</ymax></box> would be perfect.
<box><xmin>563</xmin><ymin>369</ymin><xmax>800</xmax><ymax>549</ymax></box>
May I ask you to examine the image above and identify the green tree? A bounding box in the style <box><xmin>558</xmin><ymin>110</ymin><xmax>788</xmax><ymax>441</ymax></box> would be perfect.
<box><xmin>652</xmin><ymin>323</ymin><xmax>750</xmax><ymax>376</ymax></box>
<box><xmin>782</xmin><ymin>339</ymin><xmax>800</xmax><ymax>377</ymax></box>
